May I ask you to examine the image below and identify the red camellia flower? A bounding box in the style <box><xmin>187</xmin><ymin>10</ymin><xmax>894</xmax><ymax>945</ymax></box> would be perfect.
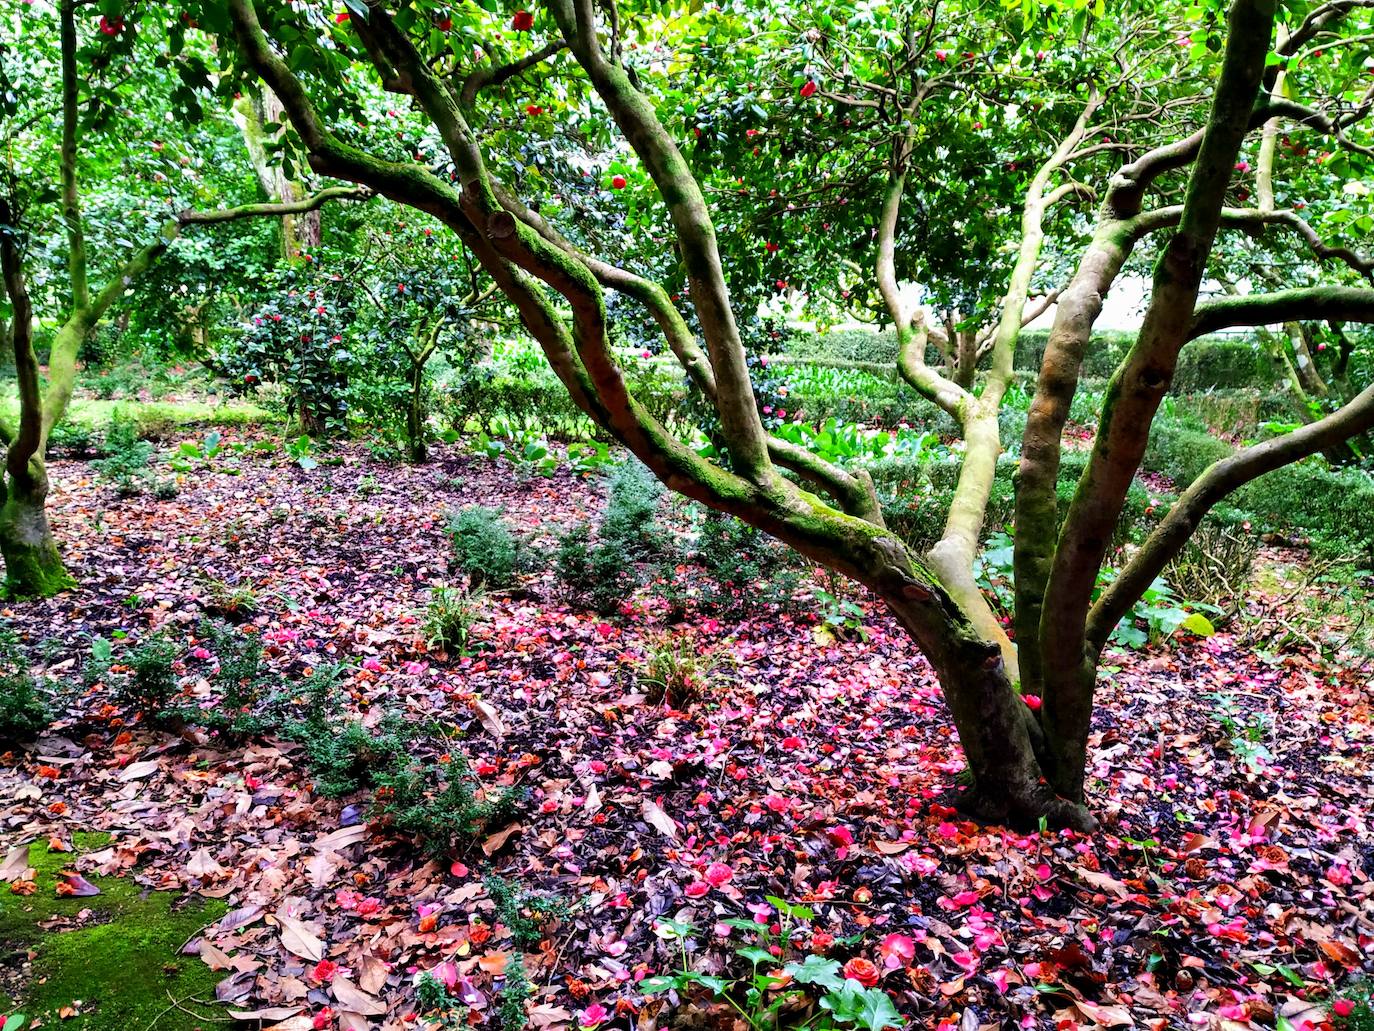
<box><xmin>842</xmin><ymin>957</ymin><xmax>880</xmax><ymax>987</ymax></box>
<box><xmin>437</xmin><ymin>16</ymin><xmax>452</xmax><ymax>30</ymax></box>
<box><xmin>312</xmin><ymin>959</ymin><xmax>339</xmax><ymax>982</ymax></box>
<box><xmin>799</xmin><ymin>79</ymin><xmax>818</xmax><ymax>99</ymax></box>
<box><xmin>704</xmin><ymin>861</ymin><xmax>733</xmax><ymax>887</ymax></box>
<box><xmin>98</xmin><ymin>15</ymin><xmax>124</xmax><ymax>35</ymax></box>
<box><xmin>512</xmin><ymin>9</ymin><xmax>534</xmax><ymax>31</ymax></box>
<box><xmin>334</xmin><ymin>11</ymin><xmax>350</xmax><ymax>24</ymax></box>
<box><xmin>312</xmin><ymin>1008</ymin><xmax>334</xmax><ymax>1031</ymax></box>
<box><xmin>1334</xmin><ymin>1000</ymin><xmax>1356</xmax><ymax>1017</ymax></box>
<box><xmin>611</xmin><ymin>175</ymin><xmax>628</xmax><ymax>189</ymax></box>
<box><xmin>525</xmin><ymin>105</ymin><xmax>545</xmax><ymax>116</ymax></box>
<box><xmin>1022</xmin><ymin>693</ymin><xmax>1042</xmax><ymax>711</ymax></box>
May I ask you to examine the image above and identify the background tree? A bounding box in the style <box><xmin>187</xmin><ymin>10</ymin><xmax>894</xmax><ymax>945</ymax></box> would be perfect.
<box><xmin>0</xmin><ymin>0</ymin><xmax>366</xmax><ymax>597</ymax></box>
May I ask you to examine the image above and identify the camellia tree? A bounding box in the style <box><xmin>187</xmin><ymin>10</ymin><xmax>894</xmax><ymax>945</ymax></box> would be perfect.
<box><xmin>192</xmin><ymin>0</ymin><xmax>1374</xmax><ymax>828</ymax></box>
<box><xmin>0</xmin><ymin>0</ymin><xmax>368</xmax><ymax>598</ymax></box>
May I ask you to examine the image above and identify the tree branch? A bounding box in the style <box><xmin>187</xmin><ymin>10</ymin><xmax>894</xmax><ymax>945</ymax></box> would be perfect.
<box><xmin>1189</xmin><ymin>286</ymin><xmax>1374</xmax><ymax>338</ymax></box>
<box><xmin>1087</xmin><ymin>380</ymin><xmax>1374</xmax><ymax>649</ymax></box>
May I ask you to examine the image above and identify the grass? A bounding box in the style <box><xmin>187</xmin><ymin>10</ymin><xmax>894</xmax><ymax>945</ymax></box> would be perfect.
<box><xmin>0</xmin><ymin>387</ymin><xmax>273</xmax><ymax>432</ymax></box>
<box><xmin>0</xmin><ymin>833</ymin><xmax>228</xmax><ymax>1030</ymax></box>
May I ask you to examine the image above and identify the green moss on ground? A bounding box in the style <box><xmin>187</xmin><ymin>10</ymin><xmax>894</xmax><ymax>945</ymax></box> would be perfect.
<box><xmin>0</xmin><ymin>833</ymin><xmax>227</xmax><ymax>1030</ymax></box>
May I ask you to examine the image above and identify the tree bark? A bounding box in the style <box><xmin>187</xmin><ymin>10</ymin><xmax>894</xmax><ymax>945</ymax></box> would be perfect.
<box><xmin>0</xmin><ymin>467</ymin><xmax>74</xmax><ymax>599</ymax></box>
<box><xmin>884</xmin><ymin>589</ymin><xmax>1094</xmax><ymax>830</ymax></box>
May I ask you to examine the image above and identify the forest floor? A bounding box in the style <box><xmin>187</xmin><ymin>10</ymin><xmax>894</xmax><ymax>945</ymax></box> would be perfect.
<box><xmin>1</xmin><ymin>435</ymin><xmax>1371</xmax><ymax>1031</ymax></box>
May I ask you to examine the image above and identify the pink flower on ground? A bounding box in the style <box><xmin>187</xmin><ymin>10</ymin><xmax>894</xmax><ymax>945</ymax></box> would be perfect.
<box><xmin>580</xmin><ymin>1003</ymin><xmax>609</xmax><ymax>1028</ymax></box>
<box><xmin>705</xmin><ymin>862</ymin><xmax>734</xmax><ymax>888</ymax></box>
<box><xmin>684</xmin><ymin>881</ymin><xmax>710</xmax><ymax>898</ymax></box>
<box><xmin>879</xmin><ymin>933</ymin><xmax>915</xmax><ymax>969</ymax></box>
<box><xmin>1021</xmin><ymin>694</ymin><xmax>1042</xmax><ymax>711</ymax></box>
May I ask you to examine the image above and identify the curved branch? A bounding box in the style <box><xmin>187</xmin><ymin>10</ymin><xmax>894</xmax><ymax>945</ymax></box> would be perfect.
<box><xmin>1087</xmin><ymin>380</ymin><xmax>1374</xmax><ymax>649</ymax></box>
<box><xmin>1189</xmin><ymin>286</ymin><xmax>1374</xmax><ymax>338</ymax></box>
<box><xmin>460</xmin><ymin>41</ymin><xmax>567</xmax><ymax>112</ymax></box>
<box><xmin>178</xmin><ymin>185</ymin><xmax>371</xmax><ymax>224</ymax></box>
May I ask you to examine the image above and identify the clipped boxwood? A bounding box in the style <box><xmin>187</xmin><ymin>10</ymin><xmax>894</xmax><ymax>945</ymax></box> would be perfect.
<box><xmin>1173</xmin><ymin>336</ymin><xmax>1276</xmax><ymax>392</ymax></box>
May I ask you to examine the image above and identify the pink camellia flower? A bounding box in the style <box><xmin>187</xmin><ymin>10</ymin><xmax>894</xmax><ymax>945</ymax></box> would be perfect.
<box><xmin>1326</xmin><ymin>864</ymin><xmax>1354</xmax><ymax>887</ymax></box>
<box><xmin>1021</xmin><ymin>694</ymin><xmax>1043</xmax><ymax>711</ymax></box>
<box><xmin>313</xmin><ymin>959</ymin><xmax>339</xmax><ymax>982</ymax></box>
<box><xmin>356</xmin><ymin>896</ymin><xmax>384</xmax><ymax>917</ymax></box>
<box><xmin>879</xmin><ymin>933</ymin><xmax>916</xmax><ymax>969</ymax></box>
<box><xmin>1333</xmin><ymin>999</ymin><xmax>1356</xmax><ymax>1017</ymax></box>
<box><xmin>191</xmin><ymin>646</ymin><xmax>212</xmax><ymax>660</ymax></box>
<box><xmin>684</xmin><ymin>881</ymin><xmax>710</xmax><ymax>898</ymax></box>
<box><xmin>1235</xmin><ymin>160</ymin><xmax>1250</xmax><ymax>172</ymax></box>
<box><xmin>580</xmin><ymin>1003</ymin><xmax>609</xmax><ymax>1029</ymax></box>
<box><xmin>705</xmin><ymin>862</ymin><xmax>734</xmax><ymax>888</ymax></box>
<box><xmin>781</xmin><ymin>735</ymin><xmax>803</xmax><ymax>750</ymax></box>
<box><xmin>935</xmin><ymin>821</ymin><xmax>959</xmax><ymax>839</ymax></box>
<box><xmin>312</xmin><ymin>1008</ymin><xmax>334</xmax><ymax>1030</ymax></box>
<box><xmin>842</xmin><ymin>957</ymin><xmax>880</xmax><ymax>986</ymax></box>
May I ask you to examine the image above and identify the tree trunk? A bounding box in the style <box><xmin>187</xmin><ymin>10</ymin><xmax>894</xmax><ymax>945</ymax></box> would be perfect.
<box><xmin>407</xmin><ymin>363</ymin><xmax>428</xmax><ymax>463</ymax></box>
<box><xmin>884</xmin><ymin>592</ymin><xmax>1096</xmax><ymax>830</ymax></box>
<box><xmin>0</xmin><ymin>468</ymin><xmax>74</xmax><ymax>599</ymax></box>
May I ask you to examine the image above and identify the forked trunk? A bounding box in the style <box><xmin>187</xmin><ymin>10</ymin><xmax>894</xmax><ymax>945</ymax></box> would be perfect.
<box><xmin>885</xmin><ymin>592</ymin><xmax>1096</xmax><ymax>831</ymax></box>
<box><xmin>407</xmin><ymin>365</ymin><xmax>428</xmax><ymax>463</ymax></box>
<box><xmin>0</xmin><ymin>470</ymin><xmax>75</xmax><ymax>599</ymax></box>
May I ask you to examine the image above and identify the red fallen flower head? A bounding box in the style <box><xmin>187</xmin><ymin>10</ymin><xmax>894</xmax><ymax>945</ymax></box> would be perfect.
<box><xmin>512</xmin><ymin>9</ymin><xmax>534</xmax><ymax>31</ymax></box>
<box><xmin>704</xmin><ymin>861</ymin><xmax>733</xmax><ymax>887</ymax></box>
<box><xmin>312</xmin><ymin>959</ymin><xmax>339</xmax><ymax>982</ymax></box>
<box><xmin>842</xmin><ymin>957</ymin><xmax>880</xmax><ymax>987</ymax></box>
<box><xmin>799</xmin><ymin>79</ymin><xmax>818</xmax><ymax>99</ymax></box>
<box><xmin>312</xmin><ymin>1008</ymin><xmax>334</xmax><ymax>1030</ymax></box>
<box><xmin>1021</xmin><ymin>693</ymin><xmax>1042</xmax><ymax>711</ymax></box>
<box><xmin>611</xmin><ymin>175</ymin><xmax>628</xmax><ymax>189</ymax></box>
<box><xmin>1333</xmin><ymin>1000</ymin><xmax>1356</xmax><ymax>1017</ymax></box>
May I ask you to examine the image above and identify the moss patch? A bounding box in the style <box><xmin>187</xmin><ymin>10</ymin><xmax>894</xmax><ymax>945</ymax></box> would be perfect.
<box><xmin>0</xmin><ymin>833</ymin><xmax>228</xmax><ymax>1030</ymax></box>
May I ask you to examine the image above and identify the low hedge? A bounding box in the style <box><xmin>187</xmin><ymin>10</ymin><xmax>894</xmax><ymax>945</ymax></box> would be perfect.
<box><xmin>782</xmin><ymin>327</ymin><xmax>1279</xmax><ymax>393</ymax></box>
<box><xmin>1144</xmin><ymin>420</ymin><xmax>1374</xmax><ymax>556</ymax></box>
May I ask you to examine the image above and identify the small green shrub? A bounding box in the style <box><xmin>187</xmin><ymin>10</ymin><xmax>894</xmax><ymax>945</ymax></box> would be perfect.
<box><xmin>92</xmin><ymin>413</ymin><xmax>155</xmax><ymax>496</ymax></box>
<box><xmin>483</xmin><ymin>874</ymin><xmax>570</xmax><ymax>949</ymax></box>
<box><xmin>446</xmin><ymin>506</ymin><xmax>525</xmax><ymax>589</ymax></box>
<box><xmin>302</xmin><ymin>714</ymin><xmax>415</xmax><ymax>799</ymax></box>
<box><xmin>555</xmin><ymin>461</ymin><xmax>673</xmax><ymax>614</ymax></box>
<box><xmin>694</xmin><ymin>511</ymin><xmax>800</xmax><ymax>616</ymax></box>
<box><xmin>415</xmin><ymin>972</ymin><xmax>465</xmax><ymax>1027</ymax></box>
<box><xmin>0</xmin><ymin>626</ymin><xmax>51</xmax><ymax>744</ymax></box>
<box><xmin>496</xmin><ymin>954</ymin><xmax>532</xmax><ymax>1031</ymax></box>
<box><xmin>111</xmin><ymin>633</ymin><xmax>180</xmax><ymax>715</ymax></box>
<box><xmin>46</xmin><ymin>421</ymin><xmax>100</xmax><ymax>458</ymax></box>
<box><xmin>202</xmin><ymin>621</ymin><xmax>266</xmax><ymax>709</ymax></box>
<box><xmin>375</xmin><ymin>755</ymin><xmax>520</xmax><ymax>854</ymax></box>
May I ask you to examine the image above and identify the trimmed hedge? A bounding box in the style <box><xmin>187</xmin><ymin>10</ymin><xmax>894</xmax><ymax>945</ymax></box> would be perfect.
<box><xmin>1144</xmin><ymin>421</ymin><xmax>1374</xmax><ymax>556</ymax></box>
<box><xmin>868</xmin><ymin>449</ymin><xmax>1153</xmax><ymax>554</ymax></box>
<box><xmin>783</xmin><ymin>327</ymin><xmax>1279</xmax><ymax>392</ymax></box>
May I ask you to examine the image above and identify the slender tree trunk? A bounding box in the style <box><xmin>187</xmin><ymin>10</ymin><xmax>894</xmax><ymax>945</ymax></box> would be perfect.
<box><xmin>407</xmin><ymin>362</ymin><xmax>428</xmax><ymax>463</ymax></box>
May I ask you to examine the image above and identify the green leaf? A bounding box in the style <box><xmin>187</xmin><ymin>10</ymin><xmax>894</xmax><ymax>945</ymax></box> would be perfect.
<box><xmin>1180</xmin><ymin>612</ymin><xmax>1215</xmax><ymax>637</ymax></box>
<box><xmin>784</xmin><ymin>955</ymin><xmax>844</xmax><ymax>991</ymax></box>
